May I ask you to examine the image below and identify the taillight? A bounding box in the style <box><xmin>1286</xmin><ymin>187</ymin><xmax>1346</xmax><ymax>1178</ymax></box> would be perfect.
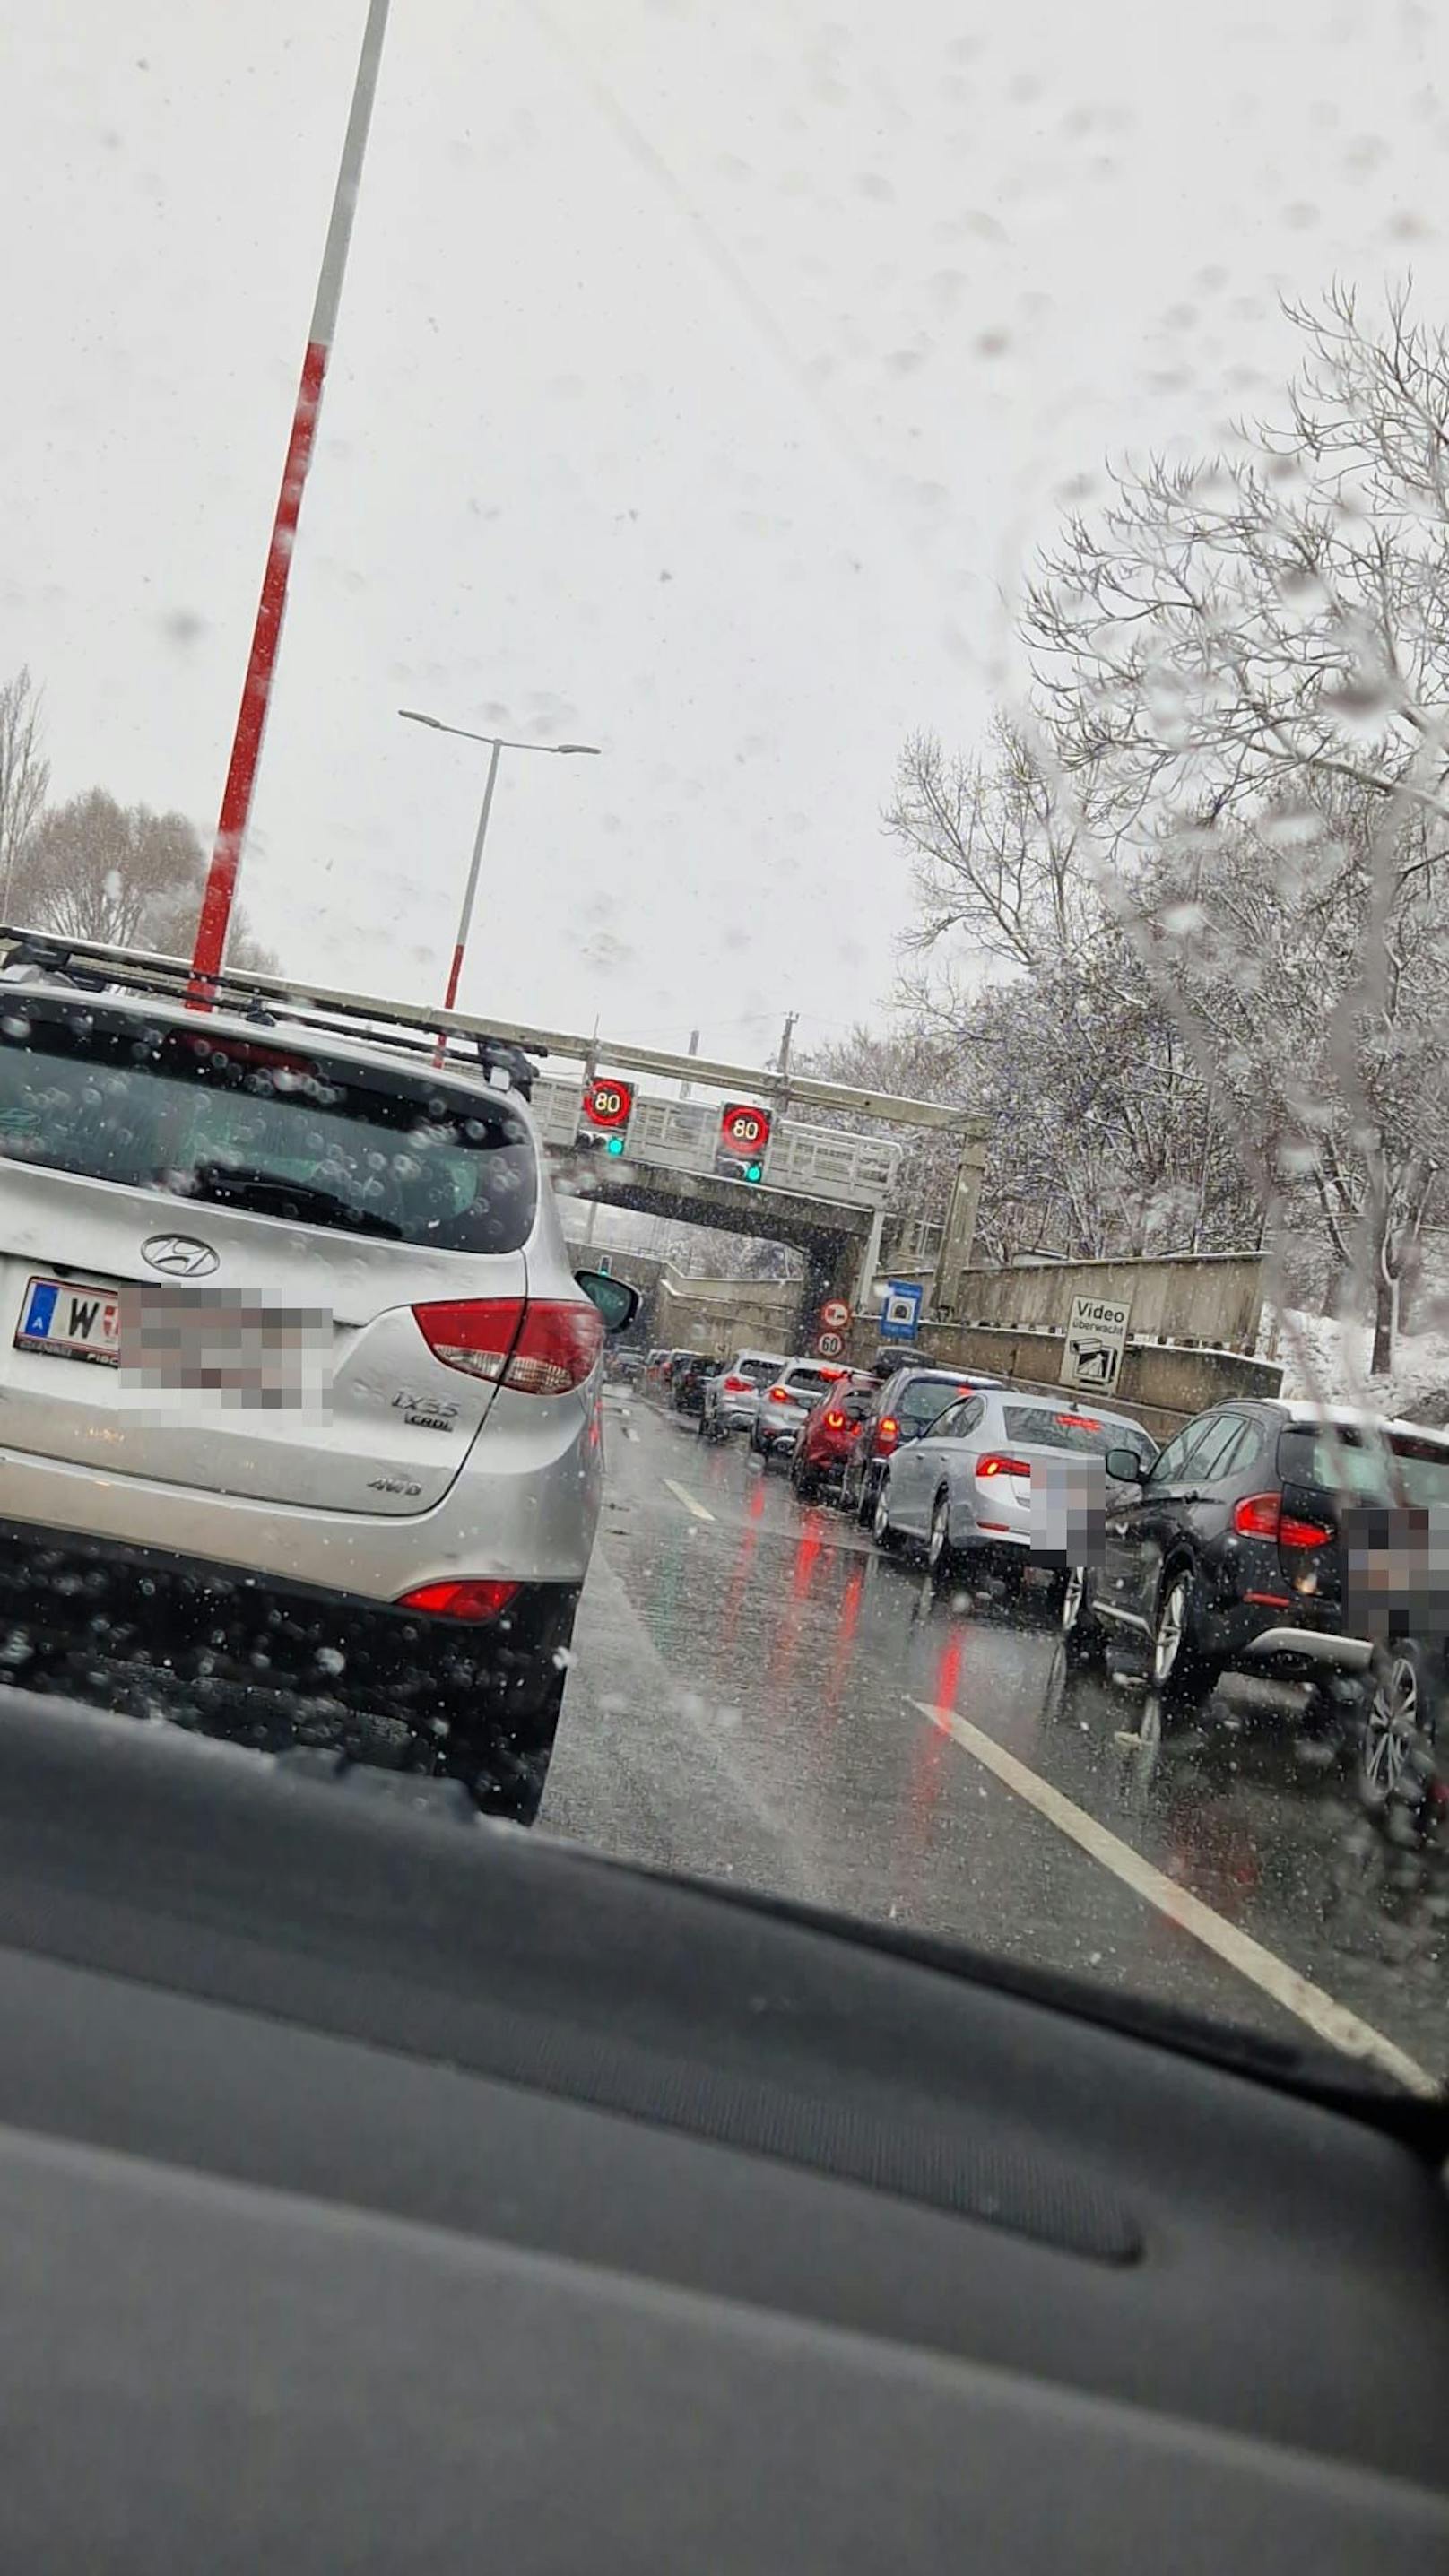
<box><xmin>976</xmin><ymin>1453</ymin><xmax>1032</xmax><ymax>1479</ymax></box>
<box><xmin>412</xmin><ymin>1296</ymin><xmax>603</xmax><ymax>1394</ymax></box>
<box><xmin>395</xmin><ymin>1577</ymin><xmax>520</xmax><ymax>1621</ymax></box>
<box><xmin>1232</xmin><ymin>1492</ymin><xmax>1332</xmax><ymax>1548</ymax></box>
<box><xmin>723</xmin><ymin>1374</ymin><xmax>751</xmax><ymax>1392</ymax></box>
<box><xmin>875</xmin><ymin>1416</ymin><xmax>899</xmax><ymax>1451</ymax></box>
<box><xmin>824</xmin><ymin>1409</ymin><xmax>846</xmax><ymax>1430</ymax></box>
<box><xmin>768</xmin><ymin>1385</ymin><xmax>791</xmax><ymax>1404</ymax></box>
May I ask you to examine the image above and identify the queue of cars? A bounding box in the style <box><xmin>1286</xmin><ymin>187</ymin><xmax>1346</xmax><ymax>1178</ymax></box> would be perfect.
<box><xmin>644</xmin><ymin>1338</ymin><xmax>1447</xmax><ymax>1837</ymax></box>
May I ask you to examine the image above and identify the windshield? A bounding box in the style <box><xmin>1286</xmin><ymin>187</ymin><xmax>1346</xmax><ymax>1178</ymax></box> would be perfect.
<box><xmin>4</xmin><ymin>0</ymin><xmax>1446</xmax><ymax>2143</ymax></box>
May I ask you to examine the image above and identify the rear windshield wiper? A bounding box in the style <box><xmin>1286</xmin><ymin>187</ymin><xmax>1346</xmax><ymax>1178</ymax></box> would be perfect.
<box><xmin>182</xmin><ymin>1161</ymin><xmax>403</xmax><ymax>1240</ymax></box>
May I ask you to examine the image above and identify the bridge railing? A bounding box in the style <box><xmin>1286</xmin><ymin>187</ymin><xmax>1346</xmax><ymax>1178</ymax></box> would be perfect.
<box><xmin>530</xmin><ymin>1077</ymin><xmax>902</xmax><ymax>1211</ymax></box>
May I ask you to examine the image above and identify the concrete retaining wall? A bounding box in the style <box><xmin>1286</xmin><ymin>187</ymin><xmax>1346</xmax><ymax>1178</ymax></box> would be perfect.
<box><xmin>941</xmin><ymin>1253</ymin><xmax>1266</xmax><ymax>1354</ymax></box>
<box><xmin>849</xmin><ymin>1318</ymin><xmax>1282</xmax><ymax>1444</ymax></box>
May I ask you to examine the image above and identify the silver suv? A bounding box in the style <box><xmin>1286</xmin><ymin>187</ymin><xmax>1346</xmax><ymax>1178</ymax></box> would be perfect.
<box><xmin>0</xmin><ymin>946</ymin><xmax>634</xmax><ymax>1819</ymax></box>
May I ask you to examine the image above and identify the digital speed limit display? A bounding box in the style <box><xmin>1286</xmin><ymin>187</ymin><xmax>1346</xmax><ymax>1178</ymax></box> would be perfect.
<box><xmin>582</xmin><ymin>1076</ymin><xmax>635</xmax><ymax>1134</ymax></box>
<box><xmin>719</xmin><ymin>1103</ymin><xmax>772</xmax><ymax>1156</ymax></box>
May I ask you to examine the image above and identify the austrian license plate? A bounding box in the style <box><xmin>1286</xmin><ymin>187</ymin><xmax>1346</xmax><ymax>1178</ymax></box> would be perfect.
<box><xmin>16</xmin><ymin>1276</ymin><xmax>120</xmax><ymax>1366</ymax></box>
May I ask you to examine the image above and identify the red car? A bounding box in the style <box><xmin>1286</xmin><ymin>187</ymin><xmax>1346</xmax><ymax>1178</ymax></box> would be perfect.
<box><xmin>789</xmin><ymin>1377</ymin><xmax>877</xmax><ymax>1503</ymax></box>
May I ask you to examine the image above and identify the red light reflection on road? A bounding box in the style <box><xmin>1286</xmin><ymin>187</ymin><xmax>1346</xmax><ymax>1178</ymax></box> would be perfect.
<box><xmin>767</xmin><ymin>1521</ymin><xmax>827</xmax><ymax>1702</ymax></box>
<box><xmin>715</xmin><ymin>1525</ymin><xmax>760</xmax><ymax>1669</ymax></box>
<box><xmin>814</xmin><ymin>1563</ymin><xmax>865</xmax><ymax>1741</ymax></box>
<box><xmin>891</xmin><ymin>1632</ymin><xmax>967</xmax><ymax>1877</ymax></box>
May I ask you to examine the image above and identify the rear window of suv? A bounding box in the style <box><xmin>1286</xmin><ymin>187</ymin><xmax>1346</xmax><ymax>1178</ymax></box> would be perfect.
<box><xmin>1279</xmin><ymin>1421</ymin><xmax>1449</xmax><ymax>1508</ymax></box>
<box><xmin>0</xmin><ymin>1004</ymin><xmax>538</xmax><ymax>1254</ymax></box>
<box><xmin>786</xmin><ymin>1366</ymin><xmax>843</xmax><ymax>1399</ymax></box>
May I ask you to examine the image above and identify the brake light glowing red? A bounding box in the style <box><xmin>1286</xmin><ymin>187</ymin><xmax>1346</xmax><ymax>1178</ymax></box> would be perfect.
<box><xmin>395</xmin><ymin>1577</ymin><xmax>521</xmax><ymax>1621</ymax></box>
<box><xmin>722</xmin><ymin>1375</ymin><xmax>751</xmax><ymax>1392</ymax></box>
<box><xmin>1054</xmin><ymin>1414</ymin><xmax>1101</xmax><ymax>1432</ymax></box>
<box><xmin>875</xmin><ymin>1416</ymin><xmax>899</xmax><ymax>1450</ymax></box>
<box><xmin>976</xmin><ymin>1454</ymin><xmax>1032</xmax><ymax>1479</ymax></box>
<box><xmin>823</xmin><ymin>1409</ymin><xmax>846</xmax><ymax>1430</ymax></box>
<box><xmin>1232</xmin><ymin>1492</ymin><xmax>1332</xmax><ymax>1548</ymax></box>
<box><xmin>768</xmin><ymin>1385</ymin><xmax>791</xmax><ymax>1404</ymax></box>
<box><xmin>412</xmin><ymin>1296</ymin><xmax>603</xmax><ymax>1394</ymax></box>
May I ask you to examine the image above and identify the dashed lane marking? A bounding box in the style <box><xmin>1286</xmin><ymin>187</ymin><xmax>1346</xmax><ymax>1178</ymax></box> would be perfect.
<box><xmin>664</xmin><ymin>1479</ymin><xmax>716</xmax><ymax>1522</ymax></box>
<box><xmin>908</xmin><ymin>1698</ymin><xmax>1438</xmax><ymax>2101</ymax></box>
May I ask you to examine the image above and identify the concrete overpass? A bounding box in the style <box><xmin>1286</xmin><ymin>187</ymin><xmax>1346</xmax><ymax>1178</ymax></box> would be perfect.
<box><xmin>0</xmin><ymin>936</ymin><xmax>985</xmax><ymax>1338</ymax></box>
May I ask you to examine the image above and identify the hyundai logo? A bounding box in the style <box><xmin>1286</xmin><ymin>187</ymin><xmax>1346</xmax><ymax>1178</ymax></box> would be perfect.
<box><xmin>140</xmin><ymin>1234</ymin><xmax>220</xmax><ymax>1279</ymax></box>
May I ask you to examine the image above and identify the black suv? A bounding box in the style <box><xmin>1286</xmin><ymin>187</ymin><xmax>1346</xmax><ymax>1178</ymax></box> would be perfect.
<box><xmin>1064</xmin><ymin>1401</ymin><xmax>1449</xmax><ymax>1765</ymax></box>
<box><xmin>841</xmin><ymin>1364</ymin><xmax>1003</xmax><ymax>1525</ymax></box>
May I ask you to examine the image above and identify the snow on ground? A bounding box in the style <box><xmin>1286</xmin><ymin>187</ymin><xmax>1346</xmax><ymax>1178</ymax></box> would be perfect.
<box><xmin>1267</xmin><ymin>1311</ymin><xmax>1449</xmax><ymax>1427</ymax></box>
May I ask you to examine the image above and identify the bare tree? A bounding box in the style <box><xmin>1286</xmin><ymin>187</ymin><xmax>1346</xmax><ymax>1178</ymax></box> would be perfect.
<box><xmin>886</xmin><ymin>715</ymin><xmax>1096</xmax><ymax>976</ymax></box>
<box><xmin>13</xmin><ymin>789</ymin><xmax>276</xmax><ymax>968</ymax></box>
<box><xmin>1024</xmin><ymin>286</ymin><xmax>1449</xmax><ymax>854</ymax></box>
<box><xmin>0</xmin><ymin>668</ymin><xmax>49</xmax><ymax>921</ymax></box>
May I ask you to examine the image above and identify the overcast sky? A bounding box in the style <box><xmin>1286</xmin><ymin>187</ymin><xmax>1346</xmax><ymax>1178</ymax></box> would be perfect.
<box><xmin>2</xmin><ymin>1</ymin><xmax>1445</xmax><ymax>1066</ymax></box>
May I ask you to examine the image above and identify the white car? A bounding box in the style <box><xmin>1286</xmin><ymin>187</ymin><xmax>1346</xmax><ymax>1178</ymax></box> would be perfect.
<box><xmin>872</xmin><ymin>1385</ymin><xmax>1158</xmax><ymax>1597</ymax></box>
<box><xmin>699</xmin><ymin>1348</ymin><xmax>791</xmax><ymax>1438</ymax></box>
<box><xmin>0</xmin><ymin>940</ymin><xmax>636</xmax><ymax>1819</ymax></box>
<box><xmin>751</xmin><ymin>1357</ymin><xmax>851</xmax><ymax>1461</ymax></box>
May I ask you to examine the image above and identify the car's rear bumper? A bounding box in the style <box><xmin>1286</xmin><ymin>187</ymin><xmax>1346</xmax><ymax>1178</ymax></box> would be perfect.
<box><xmin>1240</xmin><ymin>1625</ymin><xmax>1375</xmax><ymax>1673</ymax></box>
<box><xmin>0</xmin><ymin>1411</ymin><xmax>600</xmax><ymax>1603</ymax></box>
<box><xmin>0</xmin><ymin>1515</ymin><xmax>578</xmax><ymax>1791</ymax></box>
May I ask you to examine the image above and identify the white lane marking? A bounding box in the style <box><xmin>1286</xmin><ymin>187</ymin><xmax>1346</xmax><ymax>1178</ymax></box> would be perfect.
<box><xmin>908</xmin><ymin>1698</ymin><xmax>1438</xmax><ymax>2101</ymax></box>
<box><xmin>664</xmin><ymin>1478</ymin><xmax>716</xmax><ymax>1522</ymax></box>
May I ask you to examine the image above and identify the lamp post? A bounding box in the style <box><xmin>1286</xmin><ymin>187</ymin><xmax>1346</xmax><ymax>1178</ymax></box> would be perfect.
<box><xmin>397</xmin><ymin>708</ymin><xmax>599</xmax><ymax>1047</ymax></box>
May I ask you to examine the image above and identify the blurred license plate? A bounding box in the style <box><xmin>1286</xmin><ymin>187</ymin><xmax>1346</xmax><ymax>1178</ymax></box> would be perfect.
<box><xmin>16</xmin><ymin>1277</ymin><xmax>120</xmax><ymax>1365</ymax></box>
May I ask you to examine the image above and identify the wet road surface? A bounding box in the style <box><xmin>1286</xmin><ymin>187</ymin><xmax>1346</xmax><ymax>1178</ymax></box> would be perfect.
<box><xmin>542</xmin><ymin>1392</ymin><xmax>1448</xmax><ymax>2096</ymax></box>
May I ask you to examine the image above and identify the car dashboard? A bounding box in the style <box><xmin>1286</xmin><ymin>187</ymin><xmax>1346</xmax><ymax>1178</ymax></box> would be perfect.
<box><xmin>0</xmin><ymin>1692</ymin><xmax>1442</xmax><ymax>2572</ymax></box>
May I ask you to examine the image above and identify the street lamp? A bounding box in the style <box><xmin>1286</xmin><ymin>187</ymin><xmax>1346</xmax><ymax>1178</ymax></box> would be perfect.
<box><xmin>398</xmin><ymin>709</ymin><xmax>600</xmax><ymax>1026</ymax></box>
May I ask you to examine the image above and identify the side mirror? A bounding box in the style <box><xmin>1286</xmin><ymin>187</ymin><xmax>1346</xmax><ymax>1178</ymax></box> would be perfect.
<box><xmin>1105</xmin><ymin>1445</ymin><xmax>1146</xmax><ymax>1485</ymax></box>
<box><xmin>575</xmin><ymin>1270</ymin><xmax>641</xmax><ymax>1336</ymax></box>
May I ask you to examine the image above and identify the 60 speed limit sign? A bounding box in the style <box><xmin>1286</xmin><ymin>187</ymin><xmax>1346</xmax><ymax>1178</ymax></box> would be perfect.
<box><xmin>816</xmin><ymin>1330</ymin><xmax>846</xmax><ymax>1359</ymax></box>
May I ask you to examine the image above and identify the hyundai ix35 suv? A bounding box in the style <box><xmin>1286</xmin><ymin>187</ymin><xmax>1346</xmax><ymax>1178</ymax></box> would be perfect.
<box><xmin>0</xmin><ymin>941</ymin><xmax>635</xmax><ymax>1819</ymax></box>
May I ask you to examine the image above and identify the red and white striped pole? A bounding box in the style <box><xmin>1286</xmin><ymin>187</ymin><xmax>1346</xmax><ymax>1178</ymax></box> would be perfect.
<box><xmin>190</xmin><ymin>0</ymin><xmax>391</xmax><ymax>999</ymax></box>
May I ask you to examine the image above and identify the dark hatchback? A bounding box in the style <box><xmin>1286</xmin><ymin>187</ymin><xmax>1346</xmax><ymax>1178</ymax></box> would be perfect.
<box><xmin>1065</xmin><ymin>1401</ymin><xmax>1449</xmax><ymax>1742</ymax></box>
<box><xmin>669</xmin><ymin>1352</ymin><xmax>716</xmax><ymax>1417</ymax></box>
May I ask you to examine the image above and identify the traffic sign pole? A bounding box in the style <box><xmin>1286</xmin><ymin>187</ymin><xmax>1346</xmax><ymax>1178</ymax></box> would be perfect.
<box><xmin>190</xmin><ymin>0</ymin><xmax>392</xmax><ymax>1001</ymax></box>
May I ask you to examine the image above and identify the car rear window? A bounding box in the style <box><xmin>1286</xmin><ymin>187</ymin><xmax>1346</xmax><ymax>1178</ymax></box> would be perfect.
<box><xmin>1002</xmin><ymin>1403</ymin><xmax>1157</xmax><ymax>1466</ymax></box>
<box><xmin>898</xmin><ymin>1376</ymin><xmax>971</xmax><ymax>1425</ymax></box>
<box><xmin>0</xmin><ymin>1005</ymin><xmax>538</xmax><ymax>1253</ymax></box>
<box><xmin>738</xmin><ymin>1357</ymin><xmax>784</xmax><ymax>1384</ymax></box>
<box><xmin>788</xmin><ymin>1366</ymin><xmax>842</xmax><ymax>1397</ymax></box>
<box><xmin>1279</xmin><ymin>1422</ymin><xmax>1449</xmax><ymax>1508</ymax></box>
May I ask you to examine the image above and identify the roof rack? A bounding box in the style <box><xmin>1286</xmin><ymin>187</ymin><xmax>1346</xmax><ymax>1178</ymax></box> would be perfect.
<box><xmin>0</xmin><ymin>928</ymin><xmax>547</xmax><ymax>1102</ymax></box>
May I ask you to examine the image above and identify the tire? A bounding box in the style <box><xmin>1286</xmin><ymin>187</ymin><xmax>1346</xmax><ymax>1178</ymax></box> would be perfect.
<box><xmin>440</xmin><ymin>1663</ymin><xmax>566</xmax><ymax>1826</ymax></box>
<box><xmin>1060</xmin><ymin>1566</ymin><xmax>1106</xmax><ymax>1669</ymax></box>
<box><xmin>855</xmin><ymin>1470</ymin><xmax>877</xmax><ymax>1529</ymax></box>
<box><xmin>1150</xmin><ymin>1564</ymin><xmax>1215</xmax><ymax>1709</ymax></box>
<box><xmin>926</xmin><ymin>1490</ymin><xmax>956</xmax><ymax>1589</ymax></box>
<box><xmin>872</xmin><ymin>1475</ymin><xmax>901</xmax><ymax>1554</ymax></box>
<box><xmin>1358</xmin><ymin>1638</ymin><xmax>1440</xmax><ymax>1828</ymax></box>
